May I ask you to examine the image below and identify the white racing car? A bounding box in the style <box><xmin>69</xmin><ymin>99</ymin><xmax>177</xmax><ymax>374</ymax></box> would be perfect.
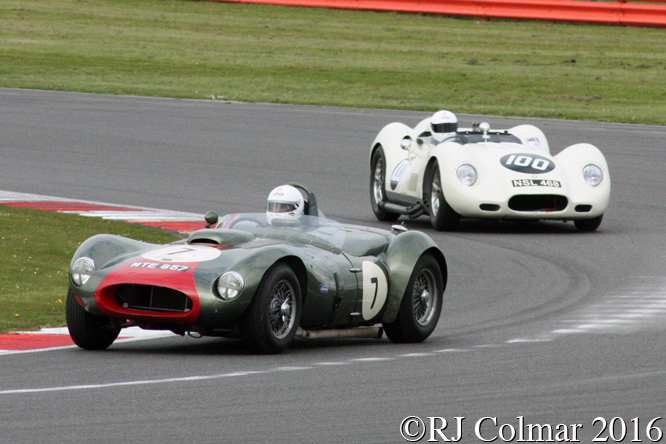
<box><xmin>369</xmin><ymin>111</ymin><xmax>610</xmax><ymax>232</ymax></box>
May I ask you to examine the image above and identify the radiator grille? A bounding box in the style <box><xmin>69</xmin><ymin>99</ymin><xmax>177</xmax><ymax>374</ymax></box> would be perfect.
<box><xmin>116</xmin><ymin>284</ymin><xmax>192</xmax><ymax>313</ymax></box>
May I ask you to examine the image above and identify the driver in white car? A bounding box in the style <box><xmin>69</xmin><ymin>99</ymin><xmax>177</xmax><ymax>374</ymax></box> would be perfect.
<box><xmin>428</xmin><ymin>110</ymin><xmax>459</xmax><ymax>144</ymax></box>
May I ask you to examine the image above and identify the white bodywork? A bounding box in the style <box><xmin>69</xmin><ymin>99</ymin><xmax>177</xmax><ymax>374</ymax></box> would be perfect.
<box><xmin>370</xmin><ymin>115</ymin><xmax>610</xmax><ymax>226</ymax></box>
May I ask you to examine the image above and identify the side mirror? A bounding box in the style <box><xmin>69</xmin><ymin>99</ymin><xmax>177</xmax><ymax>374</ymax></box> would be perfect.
<box><xmin>205</xmin><ymin>211</ymin><xmax>219</xmax><ymax>228</ymax></box>
<box><xmin>400</xmin><ymin>137</ymin><xmax>412</xmax><ymax>150</ymax></box>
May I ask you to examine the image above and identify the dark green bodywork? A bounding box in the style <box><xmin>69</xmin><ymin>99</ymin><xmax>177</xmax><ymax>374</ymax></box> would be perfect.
<box><xmin>69</xmin><ymin>214</ymin><xmax>446</xmax><ymax>335</ymax></box>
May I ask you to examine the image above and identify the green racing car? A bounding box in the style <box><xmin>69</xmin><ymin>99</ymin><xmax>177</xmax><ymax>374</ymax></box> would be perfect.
<box><xmin>67</xmin><ymin>185</ymin><xmax>447</xmax><ymax>354</ymax></box>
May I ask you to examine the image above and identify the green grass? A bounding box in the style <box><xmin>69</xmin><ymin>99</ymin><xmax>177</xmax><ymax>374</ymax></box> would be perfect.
<box><xmin>1</xmin><ymin>0</ymin><xmax>665</xmax><ymax>124</ymax></box>
<box><xmin>0</xmin><ymin>206</ymin><xmax>179</xmax><ymax>334</ymax></box>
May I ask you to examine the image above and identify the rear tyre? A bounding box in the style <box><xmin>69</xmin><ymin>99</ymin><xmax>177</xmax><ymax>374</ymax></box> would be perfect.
<box><xmin>240</xmin><ymin>263</ymin><xmax>302</xmax><ymax>354</ymax></box>
<box><xmin>370</xmin><ymin>147</ymin><xmax>401</xmax><ymax>222</ymax></box>
<box><xmin>66</xmin><ymin>289</ymin><xmax>121</xmax><ymax>350</ymax></box>
<box><xmin>383</xmin><ymin>253</ymin><xmax>444</xmax><ymax>343</ymax></box>
<box><xmin>574</xmin><ymin>214</ymin><xmax>603</xmax><ymax>232</ymax></box>
<box><xmin>427</xmin><ymin>163</ymin><xmax>459</xmax><ymax>231</ymax></box>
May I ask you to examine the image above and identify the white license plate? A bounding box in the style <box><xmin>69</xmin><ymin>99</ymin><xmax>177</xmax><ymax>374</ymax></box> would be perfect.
<box><xmin>512</xmin><ymin>179</ymin><xmax>561</xmax><ymax>188</ymax></box>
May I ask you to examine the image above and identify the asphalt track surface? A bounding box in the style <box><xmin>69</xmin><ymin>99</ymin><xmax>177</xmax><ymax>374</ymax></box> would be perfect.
<box><xmin>2</xmin><ymin>88</ymin><xmax>666</xmax><ymax>443</ymax></box>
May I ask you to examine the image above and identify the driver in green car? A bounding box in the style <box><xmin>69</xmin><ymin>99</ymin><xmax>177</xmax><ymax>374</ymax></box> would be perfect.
<box><xmin>266</xmin><ymin>184</ymin><xmax>306</xmax><ymax>225</ymax></box>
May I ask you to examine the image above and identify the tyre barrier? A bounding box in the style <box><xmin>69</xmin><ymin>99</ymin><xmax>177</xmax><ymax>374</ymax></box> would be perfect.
<box><xmin>213</xmin><ymin>0</ymin><xmax>666</xmax><ymax>28</ymax></box>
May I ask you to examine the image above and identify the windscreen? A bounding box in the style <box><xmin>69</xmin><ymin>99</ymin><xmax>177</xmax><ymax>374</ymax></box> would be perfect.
<box><xmin>217</xmin><ymin>213</ymin><xmax>346</xmax><ymax>253</ymax></box>
<box><xmin>442</xmin><ymin>132</ymin><xmax>523</xmax><ymax>145</ymax></box>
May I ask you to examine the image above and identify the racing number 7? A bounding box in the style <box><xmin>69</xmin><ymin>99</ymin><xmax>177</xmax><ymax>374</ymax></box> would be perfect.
<box><xmin>166</xmin><ymin>247</ymin><xmax>196</xmax><ymax>256</ymax></box>
<box><xmin>162</xmin><ymin>247</ymin><xmax>196</xmax><ymax>261</ymax></box>
<box><xmin>370</xmin><ymin>277</ymin><xmax>379</xmax><ymax>309</ymax></box>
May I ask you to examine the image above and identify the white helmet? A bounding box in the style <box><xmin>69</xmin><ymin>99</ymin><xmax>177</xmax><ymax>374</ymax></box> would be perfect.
<box><xmin>430</xmin><ymin>110</ymin><xmax>458</xmax><ymax>136</ymax></box>
<box><xmin>266</xmin><ymin>185</ymin><xmax>305</xmax><ymax>225</ymax></box>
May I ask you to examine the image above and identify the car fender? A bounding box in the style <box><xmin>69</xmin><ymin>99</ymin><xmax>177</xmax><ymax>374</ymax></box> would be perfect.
<box><xmin>72</xmin><ymin>234</ymin><xmax>163</xmax><ymax>272</ymax></box>
<box><xmin>202</xmin><ymin>246</ymin><xmax>308</xmax><ymax>322</ymax></box>
<box><xmin>381</xmin><ymin>230</ymin><xmax>447</xmax><ymax>323</ymax></box>
<box><xmin>70</xmin><ymin>234</ymin><xmax>184</xmax><ymax>316</ymax></box>
<box><xmin>508</xmin><ymin>125</ymin><xmax>551</xmax><ymax>155</ymax></box>
<box><xmin>370</xmin><ymin>122</ymin><xmax>414</xmax><ymax>187</ymax></box>
<box><xmin>554</xmin><ymin>143</ymin><xmax>611</xmax><ymax>215</ymax></box>
<box><xmin>425</xmin><ymin>145</ymin><xmax>509</xmax><ymax>216</ymax></box>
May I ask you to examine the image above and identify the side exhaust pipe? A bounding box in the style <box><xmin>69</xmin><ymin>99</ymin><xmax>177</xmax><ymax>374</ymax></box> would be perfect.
<box><xmin>296</xmin><ymin>327</ymin><xmax>383</xmax><ymax>340</ymax></box>
<box><xmin>380</xmin><ymin>202</ymin><xmax>425</xmax><ymax>219</ymax></box>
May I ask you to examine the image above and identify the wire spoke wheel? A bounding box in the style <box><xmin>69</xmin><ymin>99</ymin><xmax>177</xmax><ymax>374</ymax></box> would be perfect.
<box><xmin>428</xmin><ymin>163</ymin><xmax>459</xmax><ymax>231</ymax></box>
<box><xmin>373</xmin><ymin>156</ymin><xmax>385</xmax><ymax>206</ymax></box>
<box><xmin>383</xmin><ymin>253</ymin><xmax>445</xmax><ymax>343</ymax></box>
<box><xmin>430</xmin><ymin>169</ymin><xmax>442</xmax><ymax>217</ymax></box>
<box><xmin>240</xmin><ymin>263</ymin><xmax>301</xmax><ymax>354</ymax></box>
<box><xmin>370</xmin><ymin>147</ymin><xmax>400</xmax><ymax>222</ymax></box>
<box><xmin>411</xmin><ymin>269</ymin><xmax>437</xmax><ymax>326</ymax></box>
<box><xmin>268</xmin><ymin>280</ymin><xmax>297</xmax><ymax>340</ymax></box>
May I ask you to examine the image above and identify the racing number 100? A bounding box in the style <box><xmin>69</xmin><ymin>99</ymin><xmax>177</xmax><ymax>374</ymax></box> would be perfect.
<box><xmin>504</xmin><ymin>154</ymin><xmax>551</xmax><ymax>171</ymax></box>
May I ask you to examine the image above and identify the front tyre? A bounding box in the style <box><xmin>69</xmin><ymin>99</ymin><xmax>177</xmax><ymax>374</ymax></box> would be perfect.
<box><xmin>240</xmin><ymin>263</ymin><xmax>302</xmax><ymax>354</ymax></box>
<box><xmin>66</xmin><ymin>289</ymin><xmax>121</xmax><ymax>350</ymax></box>
<box><xmin>574</xmin><ymin>214</ymin><xmax>603</xmax><ymax>232</ymax></box>
<box><xmin>370</xmin><ymin>147</ymin><xmax>401</xmax><ymax>222</ymax></box>
<box><xmin>427</xmin><ymin>163</ymin><xmax>459</xmax><ymax>231</ymax></box>
<box><xmin>383</xmin><ymin>253</ymin><xmax>444</xmax><ymax>343</ymax></box>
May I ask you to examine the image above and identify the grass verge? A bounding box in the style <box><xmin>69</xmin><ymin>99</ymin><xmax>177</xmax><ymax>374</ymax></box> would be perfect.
<box><xmin>0</xmin><ymin>206</ymin><xmax>179</xmax><ymax>334</ymax></box>
<box><xmin>0</xmin><ymin>0</ymin><xmax>665</xmax><ymax>124</ymax></box>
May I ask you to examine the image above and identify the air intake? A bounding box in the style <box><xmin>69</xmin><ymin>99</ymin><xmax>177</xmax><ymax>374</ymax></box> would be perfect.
<box><xmin>508</xmin><ymin>195</ymin><xmax>567</xmax><ymax>212</ymax></box>
<box><xmin>116</xmin><ymin>284</ymin><xmax>192</xmax><ymax>313</ymax></box>
<box><xmin>480</xmin><ymin>204</ymin><xmax>501</xmax><ymax>212</ymax></box>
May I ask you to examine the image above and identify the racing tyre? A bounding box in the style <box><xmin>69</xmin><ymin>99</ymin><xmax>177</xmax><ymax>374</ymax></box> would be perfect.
<box><xmin>383</xmin><ymin>253</ymin><xmax>444</xmax><ymax>343</ymax></box>
<box><xmin>66</xmin><ymin>289</ymin><xmax>121</xmax><ymax>350</ymax></box>
<box><xmin>370</xmin><ymin>147</ymin><xmax>401</xmax><ymax>222</ymax></box>
<box><xmin>240</xmin><ymin>263</ymin><xmax>302</xmax><ymax>354</ymax></box>
<box><xmin>574</xmin><ymin>214</ymin><xmax>603</xmax><ymax>232</ymax></box>
<box><xmin>427</xmin><ymin>164</ymin><xmax>459</xmax><ymax>231</ymax></box>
